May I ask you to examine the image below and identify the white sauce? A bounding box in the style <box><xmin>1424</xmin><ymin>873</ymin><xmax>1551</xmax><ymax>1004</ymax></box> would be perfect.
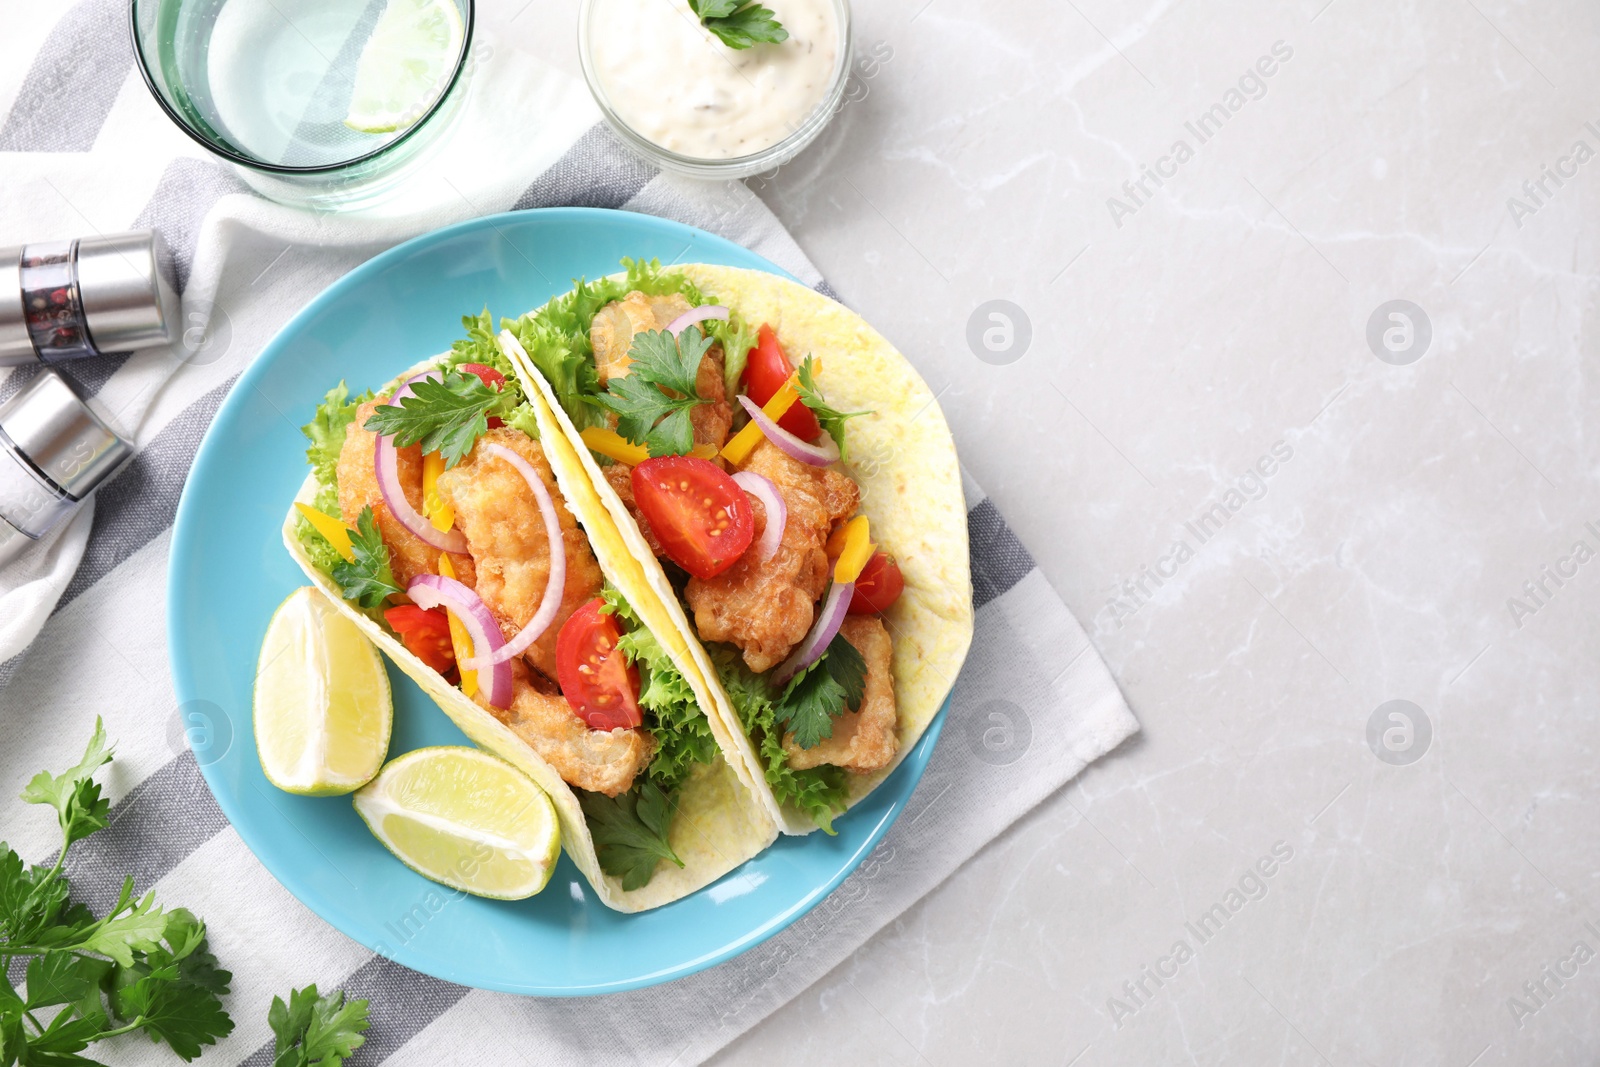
<box><xmin>589</xmin><ymin>0</ymin><xmax>839</xmax><ymax>160</ymax></box>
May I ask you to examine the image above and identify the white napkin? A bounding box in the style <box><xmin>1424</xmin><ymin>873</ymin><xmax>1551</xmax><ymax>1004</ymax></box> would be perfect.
<box><xmin>0</xmin><ymin>8</ymin><xmax>1138</xmax><ymax>1064</ymax></box>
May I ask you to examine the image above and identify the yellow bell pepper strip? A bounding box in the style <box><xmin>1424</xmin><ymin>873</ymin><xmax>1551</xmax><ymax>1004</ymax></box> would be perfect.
<box><xmin>582</xmin><ymin>426</ymin><xmax>649</xmax><ymax>466</ymax></box>
<box><xmin>294</xmin><ymin>503</ymin><xmax>355</xmax><ymax>562</ymax></box>
<box><xmin>423</xmin><ymin>452</ymin><xmax>453</xmax><ymax>532</ymax></box>
<box><xmin>721</xmin><ymin>362</ymin><xmax>818</xmax><ymax>466</ymax></box>
<box><xmin>832</xmin><ymin>515</ymin><xmax>875</xmax><ymax>584</ymax></box>
<box><xmin>583</xmin><ymin>425</ymin><xmax>718</xmax><ymax>465</ymax></box>
<box><xmin>437</xmin><ymin>553</ymin><xmax>477</xmax><ymax>698</ymax></box>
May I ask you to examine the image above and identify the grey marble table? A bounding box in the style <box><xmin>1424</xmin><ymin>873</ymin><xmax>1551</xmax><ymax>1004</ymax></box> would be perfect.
<box><xmin>531</xmin><ymin>0</ymin><xmax>1597</xmax><ymax>1062</ymax></box>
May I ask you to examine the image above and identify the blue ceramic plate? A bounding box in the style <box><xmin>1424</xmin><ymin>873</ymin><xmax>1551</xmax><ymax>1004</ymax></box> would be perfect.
<box><xmin>167</xmin><ymin>208</ymin><xmax>946</xmax><ymax>996</ymax></box>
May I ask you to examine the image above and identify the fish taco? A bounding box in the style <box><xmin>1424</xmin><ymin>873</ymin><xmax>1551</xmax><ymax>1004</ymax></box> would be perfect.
<box><xmin>503</xmin><ymin>260</ymin><xmax>973</xmax><ymax>835</ymax></box>
<box><xmin>282</xmin><ymin>282</ymin><xmax>779</xmax><ymax>911</ymax></box>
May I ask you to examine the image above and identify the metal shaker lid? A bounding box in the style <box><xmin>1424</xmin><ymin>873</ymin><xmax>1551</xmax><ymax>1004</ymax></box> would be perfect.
<box><xmin>76</xmin><ymin>230</ymin><xmax>180</xmax><ymax>355</ymax></box>
<box><xmin>0</xmin><ymin>369</ymin><xmax>130</xmax><ymax>498</ymax></box>
<box><xmin>0</xmin><ymin>247</ymin><xmax>36</xmax><ymax>367</ymax></box>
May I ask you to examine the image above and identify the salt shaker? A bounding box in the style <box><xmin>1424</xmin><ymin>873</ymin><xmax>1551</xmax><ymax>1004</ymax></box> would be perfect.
<box><xmin>0</xmin><ymin>230</ymin><xmax>180</xmax><ymax>366</ymax></box>
<box><xmin>0</xmin><ymin>369</ymin><xmax>131</xmax><ymax>566</ymax></box>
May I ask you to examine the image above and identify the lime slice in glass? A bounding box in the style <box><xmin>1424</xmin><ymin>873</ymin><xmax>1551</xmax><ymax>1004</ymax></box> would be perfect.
<box><xmin>353</xmin><ymin>747</ymin><xmax>561</xmax><ymax>900</ymax></box>
<box><xmin>344</xmin><ymin>0</ymin><xmax>465</xmax><ymax>135</ymax></box>
<box><xmin>254</xmin><ymin>587</ymin><xmax>392</xmax><ymax>796</ymax></box>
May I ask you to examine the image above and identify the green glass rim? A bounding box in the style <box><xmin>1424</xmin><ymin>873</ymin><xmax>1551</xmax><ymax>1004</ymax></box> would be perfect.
<box><xmin>127</xmin><ymin>0</ymin><xmax>476</xmax><ymax>176</ymax></box>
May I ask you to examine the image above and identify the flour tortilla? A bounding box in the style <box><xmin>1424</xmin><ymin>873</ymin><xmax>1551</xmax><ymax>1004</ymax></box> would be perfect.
<box><xmin>508</xmin><ymin>264</ymin><xmax>974</xmax><ymax>836</ymax></box>
<box><xmin>281</xmin><ymin>356</ymin><xmax>777</xmax><ymax>913</ymax></box>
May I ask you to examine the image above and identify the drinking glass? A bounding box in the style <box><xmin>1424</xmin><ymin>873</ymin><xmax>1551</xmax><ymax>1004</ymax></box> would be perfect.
<box><xmin>131</xmin><ymin>0</ymin><xmax>475</xmax><ymax>210</ymax></box>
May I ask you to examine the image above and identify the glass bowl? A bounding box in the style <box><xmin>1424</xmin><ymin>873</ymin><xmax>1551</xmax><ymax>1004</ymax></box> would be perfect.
<box><xmin>130</xmin><ymin>0</ymin><xmax>476</xmax><ymax>211</ymax></box>
<box><xmin>577</xmin><ymin>0</ymin><xmax>853</xmax><ymax>181</ymax></box>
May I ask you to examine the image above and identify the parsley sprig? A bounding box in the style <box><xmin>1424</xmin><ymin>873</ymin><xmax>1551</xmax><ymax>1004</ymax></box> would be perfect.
<box><xmin>268</xmin><ymin>985</ymin><xmax>371</xmax><ymax>1067</ymax></box>
<box><xmin>332</xmin><ymin>506</ymin><xmax>403</xmax><ymax>608</ymax></box>
<box><xmin>579</xmin><ymin>781</ymin><xmax>684</xmax><ymax>891</ymax></box>
<box><xmin>688</xmin><ymin>0</ymin><xmax>788</xmax><ymax>49</ymax></box>
<box><xmin>594</xmin><ymin>327</ymin><xmax>714</xmax><ymax>458</ymax></box>
<box><xmin>774</xmin><ymin>631</ymin><xmax>867</xmax><ymax>750</ymax></box>
<box><xmin>361</xmin><ymin>371</ymin><xmax>508</xmax><ymax>468</ymax></box>
<box><xmin>795</xmin><ymin>356</ymin><xmax>871</xmax><ymax>462</ymax></box>
<box><xmin>1</xmin><ymin>719</ymin><xmax>237</xmax><ymax>1063</ymax></box>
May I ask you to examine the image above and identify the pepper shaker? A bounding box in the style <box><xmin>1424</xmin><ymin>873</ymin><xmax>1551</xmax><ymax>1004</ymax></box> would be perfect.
<box><xmin>0</xmin><ymin>230</ymin><xmax>180</xmax><ymax>366</ymax></box>
<box><xmin>0</xmin><ymin>369</ymin><xmax>131</xmax><ymax>567</ymax></box>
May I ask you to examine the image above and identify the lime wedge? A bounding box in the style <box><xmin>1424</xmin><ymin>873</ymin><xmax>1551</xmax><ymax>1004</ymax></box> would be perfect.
<box><xmin>255</xmin><ymin>587</ymin><xmax>392</xmax><ymax>796</ymax></box>
<box><xmin>353</xmin><ymin>747</ymin><xmax>560</xmax><ymax>899</ymax></box>
<box><xmin>344</xmin><ymin>0</ymin><xmax>465</xmax><ymax>135</ymax></box>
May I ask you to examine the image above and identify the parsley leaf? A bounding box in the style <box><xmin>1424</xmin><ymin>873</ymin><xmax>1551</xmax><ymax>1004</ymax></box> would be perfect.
<box><xmin>773</xmin><ymin>632</ymin><xmax>867</xmax><ymax>750</ymax></box>
<box><xmin>332</xmin><ymin>507</ymin><xmax>403</xmax><ymax>608</ymax></box>
<box><xmin>20</xmin><ymin>716</ymin><xmax>111</xmax><ymax>848</ymax></box>
<box><xmin>689</xmin><ymin>0</ymin><xmax>788</xmax><ymax>49</ymax></box>
<box><xmin>579</xmin><ymin>781</ymin><xmax>684</xmax><ymax>891</ymax></box>
<box><xmin>361</xmin><ymin>371</ymin><xmax>502</xmax><ymax>468</ymax></box>
<box><xmin>796</xmin><ymin>356</ymin><xmax>871</xmax><ymax>462</ymax></box>
<box><xmin>269</xmin><ymin>984</ymin><xmax>371</xmax><ymax>1067</ymax></box>
<box><xmin>594</xmin><ymin>327</ymin><xmax>713</xmax><ymax>458</ymax></box>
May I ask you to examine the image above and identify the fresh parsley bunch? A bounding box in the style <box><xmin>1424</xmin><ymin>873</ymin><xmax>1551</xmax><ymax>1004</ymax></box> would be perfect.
<box><xmin>595</xmin><ymin>326</ymin><xmax>715</xmax><ymax>458</ymax></box>
<box><xmin>0</xmin><ymin>720</ymin><xmax>235</xmax><ymax>1064</ymax></box>
<box><xmin>688</xmin><ymin>0</ymin><xmax>788</xmax><ymax>49</ymax></box>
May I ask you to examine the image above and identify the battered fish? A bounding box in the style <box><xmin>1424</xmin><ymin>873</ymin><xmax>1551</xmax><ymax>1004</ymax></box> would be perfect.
<box><xmin>475</xmin><ymin>659</ymin><xmax>654</xmax><ymax>796</ymax></box>
<box><xmin>784</xmin><ymin>616</ymin><xmax>898</xmax><ymax>773</ymax></box>
<box><xmin>685</xmin><ymin>439</ymin><xmax>860</xmax><ymax>672</ymax></box>
<box><xmin>337</xmin><ymin>398</ymin><xmax>475</xmax><ymax>589</ymax></box>
<box><xmin>435</xmin><ymin>428</ymin><xmax>605</xmax><ymax>682</ymax></box>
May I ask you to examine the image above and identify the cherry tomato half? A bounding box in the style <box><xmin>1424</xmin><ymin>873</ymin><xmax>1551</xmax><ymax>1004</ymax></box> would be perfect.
<box><xmin>848</xmin><ymin>552</ymin><xmax>905</xmax><ymax>615</ymax></box>
<box><xmin>556</xmin><ymin>599</ymin><xmax>642</xmax><ymax>730</ymax></box>
<box><xmin>631</xmin><ymin>456</ymin><xmax>756</xmax><ymax>579</ymax></box>
<box><xmin>460</xmin><ymin>362</ymin><xmax>506</xmax><ymax>428</ymax></box>
<box><xmin>742</xmin><ymin>324</ymin><xmax>822</xmax><ymax>441</ymax></box>
<box><xmin>384</xmin><ymin>605</ymin><xmax>456</xmax><ymax>674</ymax></box>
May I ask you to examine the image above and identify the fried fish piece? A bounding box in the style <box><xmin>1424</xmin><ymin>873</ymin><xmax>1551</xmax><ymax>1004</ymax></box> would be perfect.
<box><xmin>590</xmin><ymin>290</ymin><xmax>733</xmax><ymax>451</ymax></box>
<box><xmin>784</xmin><ymin>616</ymin><xmax>898</xmax><ymax>774</ymax></box>
<box><xmin>337</xmin><ymin>398</ymin><xmax>475</xmax><ymax>589</ymax></box>
<box><xmin>474</xmin><ymin>659</ymin><xmax>654</xmax><ymax>796</ymax></box>
<box><xmin>685</xmin><ymin>439</ymin><xmax>860</xmax><ymax>673</ymax></box>
<box><xmin>435</xmin><ymin>428</ymin><xmax>604</xmax><ymax>681</ymax></box>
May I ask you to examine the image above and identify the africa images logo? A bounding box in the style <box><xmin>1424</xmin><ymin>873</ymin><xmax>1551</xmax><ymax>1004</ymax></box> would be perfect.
<box><xmin>1103</xmin><ymin>841</ymin><xmax>1295</xmax><ymax>1029</ymax></box>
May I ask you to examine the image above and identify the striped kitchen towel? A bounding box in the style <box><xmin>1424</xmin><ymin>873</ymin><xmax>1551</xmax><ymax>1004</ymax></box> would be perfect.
<box><xmin>0</xmin><ymin>2</ymin><xmax>1139</xmax><ymax>1064</ymax></box>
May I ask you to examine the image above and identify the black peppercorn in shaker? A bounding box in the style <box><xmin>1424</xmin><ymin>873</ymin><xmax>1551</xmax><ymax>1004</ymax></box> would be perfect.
<box><xmin>0</xmin><ymin>369</ymin><xmax>131</xmax><ymax>566</ymax></box>
<box><xmin>0</xmin><ymin>230</ymin><xmax>180</xmax><ymax>366</ymax></box>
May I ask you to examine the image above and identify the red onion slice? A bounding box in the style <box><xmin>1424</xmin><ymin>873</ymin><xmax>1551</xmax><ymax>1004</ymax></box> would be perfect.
<box><xmin>374</xmin><ymin>435</ymin><xmax>469</xmax><ymax>554</ymax></box>
<box><xmin>665</xmin><ymin>304</ymin><xmax>729</xmax><ymax>337</ymax></box>
<box><xmin>736</xmin><ymin>394</ymin><xmax>839</xmax><ymax>468</ymax></box>
<box><xmin>732</xmin><ymin>471</ymin><xmax>785</xmax><ymax>562</ymax></box>
<box><xmin>373</xmin><ymin>371</ymin><xmax>469</xmax><ymax>554</ymax></box>
<box><xmin>408</xmin><ymin>574</ymin><xmax>513</xmax><ymax>709</ymax></box>
<box><xmin>458</xmin><ymin>442</ymin><xmax>567</xmax><ymax>671</ymax></box>
<box><xmin>771</xmin><ymin>580</ymin><xmax>855</xmax><ymax>687</ymax></box>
